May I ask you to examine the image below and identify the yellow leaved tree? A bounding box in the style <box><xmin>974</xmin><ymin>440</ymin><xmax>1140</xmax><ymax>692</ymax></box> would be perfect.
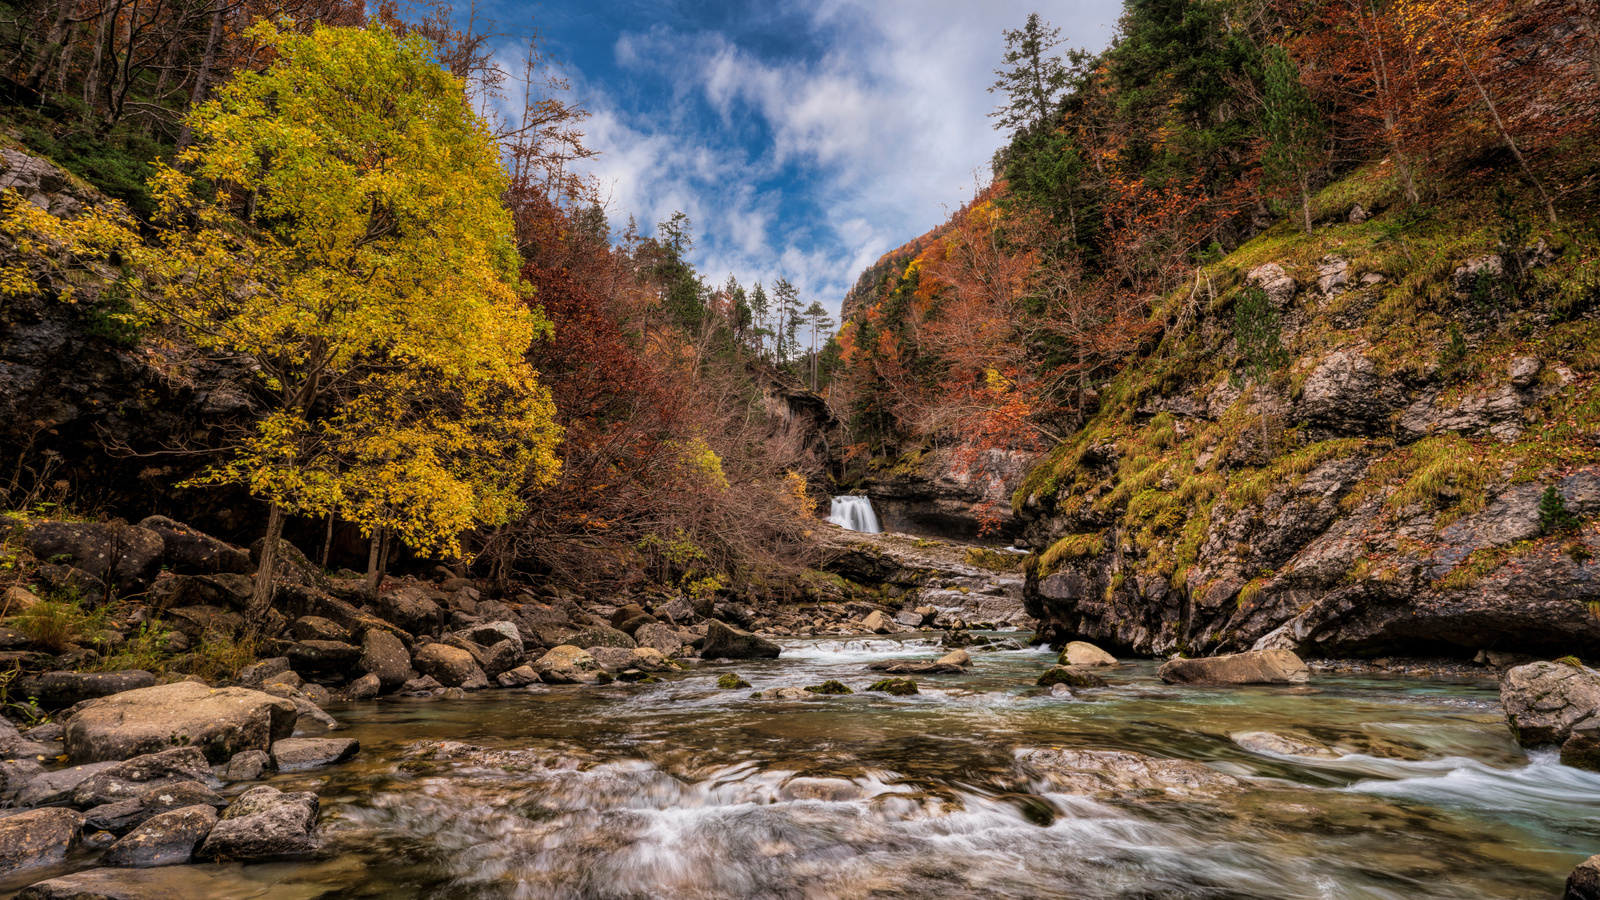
<box><xmin>140</xmin><ymin>21</ymin><xmax>562</xmax><ymax>617</ymax></box>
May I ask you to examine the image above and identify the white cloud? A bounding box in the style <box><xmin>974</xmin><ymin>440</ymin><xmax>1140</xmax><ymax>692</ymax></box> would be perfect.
<box><xmin>554</xmin><ymin>1</ymin><xmax>1119</xmax><ymax>325</ymax></box>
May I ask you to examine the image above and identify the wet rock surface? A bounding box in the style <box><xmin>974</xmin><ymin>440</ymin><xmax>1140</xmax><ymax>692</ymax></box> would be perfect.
<box><xmin>196</xmin><ymin>785</ymin><xmax>320</xmax><ymax>859</ymax></box>
<box><xmin>0</xmin><ymin>808</ymin><xmax>84</xmax><ymax>874</ymax></box>
<box><xmin>1500</xmin><ymin>661</ymin><xmax>1600</xmax><ymax>746</ymax></box>
<box><xmin>1016</xmin><ymin>748</ymin><xmax>1241</xmax><ymax>799</ymax></box>
<box><xmin>1158</xmin><ymin>650</ymin><xmax>1310</xmax><ymax>685</ymax></box>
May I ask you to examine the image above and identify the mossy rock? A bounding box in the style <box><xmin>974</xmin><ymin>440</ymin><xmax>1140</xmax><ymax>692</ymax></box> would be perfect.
<box><xmin>617</xmin><ymin>670</ymin><xmax>660</xmax><ymax>683</ymax></box>
<box><xmin>866</xmin><ymin>678</ymin><xmax>918</xmax><ymax>696</ymax></box>
<box><xmin>804</xmin><ymin>680</ymin><xmax>853</xmax><ymax>695</ymax></box>
<box><xmin>717</xmin><ymin>673</ymin><xmax>751</xmax><ymax>689</ymax></box>
<box><xmin>1036</xmin><ymin>665</ymin><xmax>1108</xmax><ymax>689</ymax></box>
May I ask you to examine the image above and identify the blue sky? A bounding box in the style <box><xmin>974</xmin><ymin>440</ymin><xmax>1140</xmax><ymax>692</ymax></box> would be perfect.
<box><xmin>488</xmin><ymin>1</ymin><xmax>1121</xmax><ymax>324</ymax></box>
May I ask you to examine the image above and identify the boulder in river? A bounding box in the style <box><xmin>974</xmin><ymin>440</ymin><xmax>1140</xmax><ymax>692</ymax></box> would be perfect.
<box><xmin>270</xmin><ymin>737</ymin><xmax>359</xmax><ymax>771</ymax></box>
<box><xmin>1059</xmin><ymin>641</ymin><xmax>1117</xmax><ymax>667</ymax></box>
<box><xmin>1157</xmin><ymin>649</ymin><xmax>1309</xmax><ymax>685</ymax></box>
<box><xmin>702</xmin><ymin>620</ymin><xmax>780</xmax><ymax>659</ymax></box>
<box><xmin>13</xmin><ymin>760</ymin><xmax>120</xmax><ymax>807</ymax></box>
<box><xmin>359</xmin><ymin>629</ymin><xmax>414</xmax><ymax>690</ymax></box>
<box><xmin>197</xmin><ymin>785</ymin><xmax>320</xmax><ymax>859</ymax></box>
<box><xmin>64</xmin><ymin>681</ymin><xmax>298</xmax><ymax>763</ymax></box>
<box><xmin>1231</xmin><ymin>731</ymin><xmax>1340</xmax><ymax>759</ymax></box>
<box><xmin>70</xmin><ymin>747</ymin><xmax>211</xmax><ymax>806</ymax></box>
<box><xmin>101</xmin><ymin>804</ymin><xmax>217</xmax><ymax>867</ymax></box>
<box><xmin>0</xmin><ymin>807</ymin><xmax>83</xmax><ymax>874</ymax></box>
<box><xmin>1016</xmin><ymin>748</ymin><xmax>1240</xmax><ymax>799</ymax></box>
<box><xmin>220</xmin><ymin>750</ymin><xmax>272</xmax><ymax>782</ymax></box>
<box><xmin>1500</xmin><ymin>661</ymin><xmax>1600</xmax><ymax>746</ymax></box>
<box><xmin>534</xmin><ymin>645</ymin><xmax>603</xmax><ymax>684</ymax></box>
<box><xmin>634</xmin><ymin>623</ymin><xmax>690</xmax><ymax>655</ymax></box>
<box><xmin>716</xmin><ymin>673</ymin><xmax>751</xmax><ymax>689</ymax></box>
<box><xmin>751</xmin><ymin>687</ymin><xmax>815</xmax><ymax>701</ymax></box>
<box><xmin>1568</xmin><ymin>854</ymin><xmax>1600</xmax><ymax>900</ymax></box>
<box><xmin>862</xmin><ymin>610</ymin><xmax>897</xmax><ymax>634</ymax></box>
<box><xmin>865</xmin><ymin>678</ymin><xmax>918</xmax><ymax>696</ymax></box>
<box><xmin>1037</xmin><ymin>665</ymin><xmax>1107</xmax><ymax>688</ymax></box>
<box><xmin>411</xmin><ymin>643</ymin><xmax>489</xmax><ymax>689</ymax></box>
<box><xmin>1561</xmin><ymin>719</ymin><xmax>1600</xmax><ymax>772</ymax></box>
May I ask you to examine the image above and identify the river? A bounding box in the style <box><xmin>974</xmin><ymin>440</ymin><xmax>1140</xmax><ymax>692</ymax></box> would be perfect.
<box><xmin>14</xmin><ymin>634</ymin><xmax>1600</xmax><ymax>899</ymax></box>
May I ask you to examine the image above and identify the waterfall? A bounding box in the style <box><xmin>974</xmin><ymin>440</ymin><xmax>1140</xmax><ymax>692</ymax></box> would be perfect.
<box><xmin>828</xmin><ymin>495</ymin><xmax>883</xmax><ymax>534</ymax></box>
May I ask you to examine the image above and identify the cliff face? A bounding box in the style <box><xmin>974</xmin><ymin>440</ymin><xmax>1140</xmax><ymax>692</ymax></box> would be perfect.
<box><xmin>0</xmin><ymin>149</ymin><xmax>254</xmax><ymax>523</ymax></box>
<box><xmin>1015</xmin><ymin>191</ymin><xmax>1600</xmax><ymax>660</ymax></box>
<box><xmin>859</xmin><ymin>446</ymin><xmax>1038</xmax><ymax>543</ymax></box>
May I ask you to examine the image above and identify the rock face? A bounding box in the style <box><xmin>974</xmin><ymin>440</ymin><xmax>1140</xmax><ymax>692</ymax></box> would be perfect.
<box><xmin>1015</xmin><ymin>748</ymin><xmax>1240</xmax><ymax>799</ymax></box>
<box><xmin>136</xmin><ymin>517</ymin><xmax>251</xmax><ymax>575</ymax></box>
<box><xmin>1157</xmin><ymin>650</ymin><xmax>1309</xmax><ymax>685</ymax></box>
<box><xmin>1500</xmin><ymin>662</ymin><xmax>1600</xmax><ymax>746</ymax></box>
<box><xmin>1013</xmin><ymin>237</ymin><xmax>1600</xmax><ymax>664</ymax></box>
<box><xmin>197</xmin><ymin>785</ymin><xmax>320</xmax><ymax>859</ymax></box>
<box><xmin>0</xmin><ymin>808</ymin><xmax>83</xmax><ymax>874</ymax></box>
<box><xmin>64</xmin><ymin>682</ymin><xmax>298</xmax><ymax>763</ymax></box>
<box><xmin>701</xmin><ymin>620</ymin><xmax>781</xmax><ymax>659</ymax></box>
<box><xmin>822</xmin><ymin>531</ymin><xmax>1032</xmax><ymax>628</ymax></box>
<box><xmin>101</xmin><ymin>804</ymin><xmax>218</xmax><ymax>867</ymax></box>
<box><xmin>857</xmin><ymin>445</ymin><xmax>1039</xmax><ymax>542</ymax></box>
<box><xmin>23</xmin><ymin>521</ymin><xmax>165</xmax><ymax>595</ymax></box>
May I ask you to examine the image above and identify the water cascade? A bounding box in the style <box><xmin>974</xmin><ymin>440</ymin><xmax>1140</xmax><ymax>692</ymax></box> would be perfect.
<box><xmin>828</xmin><ymin>495</ymin><xmax>883</xmax><ymax>533</ymax></box>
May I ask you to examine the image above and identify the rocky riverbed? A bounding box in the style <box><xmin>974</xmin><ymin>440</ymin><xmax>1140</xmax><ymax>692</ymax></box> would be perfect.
<box><xmin>7</xmin><ymin>514</ymin><xmax>1600</xmax><ymax>898</ymax></box>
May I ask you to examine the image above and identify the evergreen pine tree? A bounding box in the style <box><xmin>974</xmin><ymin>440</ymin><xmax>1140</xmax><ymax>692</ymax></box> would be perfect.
<box><xmin>988</xmin><ymin>13</ymin><xmax>1068</xmax><ymax>136</ymax></box>
<box><xmin>1262</xmin><ymin>44</ymin><xmax>1326</xmax><ymax>236</ymax></box>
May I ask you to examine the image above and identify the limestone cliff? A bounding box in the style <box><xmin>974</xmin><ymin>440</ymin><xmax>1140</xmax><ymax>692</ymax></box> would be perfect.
<box><xmin>1015</xmin><ymin>194</ymin><xmax>1600</xmax><ymax>659</ymax></box>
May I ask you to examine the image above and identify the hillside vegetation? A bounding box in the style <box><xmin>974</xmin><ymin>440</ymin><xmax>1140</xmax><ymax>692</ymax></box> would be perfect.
<box><xmin>833</xmin><ymin>0</ymin><xmax>1600</xmax><ymax>656</ymax></box>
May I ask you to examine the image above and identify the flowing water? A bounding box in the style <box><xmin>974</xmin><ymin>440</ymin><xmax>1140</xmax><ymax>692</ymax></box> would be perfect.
<box><xmin>12</xmin><ymin>636</ymin><xmax>1600</xmax><ymax>899</ymax></box>
<box><xmin>827</xmin><ymin>496</ymin><xmax>883</xmax><ymax>534</ymax></box>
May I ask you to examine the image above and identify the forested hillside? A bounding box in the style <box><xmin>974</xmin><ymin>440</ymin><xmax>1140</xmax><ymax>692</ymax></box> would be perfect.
<box><xmin>0</xmin><ymin>1</ymin><xmax>831</xmax><ymax>604</ymax></box>
<box><xmin>833</xmin><ymin>0</ymin><xmax>1600</xmax><ymax>656</ymax></box>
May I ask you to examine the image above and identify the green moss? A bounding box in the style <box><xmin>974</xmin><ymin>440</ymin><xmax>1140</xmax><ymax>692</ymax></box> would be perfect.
<box><xmin>865</xmin><ymin>678</ymin><xmax>918</xmax><ymax>695</ymax></box>
<box><xmin>804</xmin><ymin>680</ymin><xmax>853</xmax><ymax>695</ymax></box>
<box><xmin>716</xmin><ymin>673</ymin><xmax>751</xmax><ymax>690</ymax></box>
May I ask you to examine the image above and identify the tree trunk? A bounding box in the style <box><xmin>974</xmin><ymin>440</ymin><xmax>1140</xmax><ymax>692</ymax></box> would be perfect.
<box><xmin>176</xmin><ymin>1</ymin><xmax>222</xmax><ymax>152</ymax></box>
<box><xmin>365</xmin><ymin>525</ymin><xmax>383</xmax><ymax>599</ymax></box>
<box><xmin>83</xmin><ymin>1</ymin><xmax>115</xmax><ymax>111</ymax></box>
<box><xmin>22</xmin><ymin>1</ymin><xmax>72</xmax><ymax>91</ymax></box>
<box><xmin>1448</xmin><ymin>33</ymin><xmax>1557</xmax><ymax>225</ymax></box>
<box><xmin>320</xmin><ymin>510</ymin><xmax>335</xmax><ymax>569</ymax></box>
<box><xmin>1299</xmin><ymin>170</ymin><xmax>1313</xmax><ymax>235</ymax></box>
<box><xmin>248</xmin><ymin>502</ymin><xmax>285</xmax><ymax>625</ymax></box>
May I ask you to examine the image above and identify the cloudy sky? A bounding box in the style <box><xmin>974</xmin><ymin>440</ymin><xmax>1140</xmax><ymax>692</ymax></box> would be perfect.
<box><xmin>495</xmin><ymin>1</ymin><xmax>1122</xmax><ymax>324</ymax></box>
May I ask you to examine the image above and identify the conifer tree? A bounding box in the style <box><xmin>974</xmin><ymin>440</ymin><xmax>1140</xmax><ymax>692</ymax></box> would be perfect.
<box><xmin>1262</xmin><ymin>44</ymin><xmax>1327</xmax><ymax>235</ymax></box>
<box><xmin>988</xmin><ymin>13</ymin><xmax>1068</xmax><ymax>135</ymax></box>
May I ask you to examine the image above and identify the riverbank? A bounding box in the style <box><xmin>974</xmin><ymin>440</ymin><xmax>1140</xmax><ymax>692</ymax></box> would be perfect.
<box><xmin>8</xmin><ymin>633</ymin><xmax>1597</xmax><ymax>899</ymax></box>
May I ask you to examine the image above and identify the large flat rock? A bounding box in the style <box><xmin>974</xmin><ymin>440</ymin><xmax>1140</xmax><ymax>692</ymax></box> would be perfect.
<box><xmin>64</xmin><ymin>682</ymin><xmax>297</xmax><ymax>763</ymax></box>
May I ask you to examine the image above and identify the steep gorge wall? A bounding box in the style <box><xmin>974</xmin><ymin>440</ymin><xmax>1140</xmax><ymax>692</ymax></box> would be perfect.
<box><xmin>1015</xmin><ymin>201</ymin><xmax>1600</xmax><ymax>660</ymax></box>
